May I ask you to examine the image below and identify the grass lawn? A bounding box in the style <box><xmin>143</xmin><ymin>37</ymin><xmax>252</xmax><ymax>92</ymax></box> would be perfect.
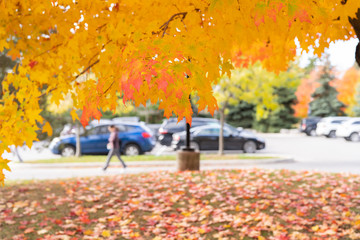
<box><xmin>0</xmin><ymin>169</ymin><xmax>360</xmax><ymax>240</ymax></box>
<box><xmin>26</xmin><ymin>154</ymin><xmax>276</xmax><ymax>164</ymax></box>
<box><xmin>1</xmin><ymin>170</ymin><xmax>360</xmax><ymax>239</ymax></box>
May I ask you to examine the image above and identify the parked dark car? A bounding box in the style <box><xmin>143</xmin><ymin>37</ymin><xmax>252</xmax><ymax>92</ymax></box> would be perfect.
<box><xmin>158</xmin><ymin>117</ymin><xmax>219</xmax><ymax>146</ymax></box>
<box><xmin>146</xmin><ymin>123</ymin><xmax>162</xmax><ymax>140</ymax></box>
<box><xmin>171</xmin><ymin>124</ymin><xmax>265</xmax><ymax>153</ymax></box>
<box><xmin>300</xmin><ymin>117</ymin><xmax>322</xmax><ymax>136</ymax></box>
<box><xmin>49</xmin><ymin>122</ymin><xmax>156</xmax><ymax>156</ymax></box>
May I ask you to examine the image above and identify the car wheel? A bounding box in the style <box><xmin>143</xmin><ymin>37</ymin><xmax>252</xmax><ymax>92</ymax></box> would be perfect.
<box><xmin>190</xmin><ymin>142</ymin><xmax>200</xmax><ymax>151</ymax></box>
<box><xmin>124</xmin><ymin>144</ymin><xmax>140</xmax><ymax>156</ymax></box>
<box><xmin>309</xmin><ymin>129</ymin><xmax>317</xmax><ymax>137</ymax></box>
<box><xmin>349</xmin><ymin>132</ymin><xmax>360</xmax><ymax>142</ymax></box>
<box><xmin>61</xmin><ymin>145</ymin><xmax>75</xmax><ymax>157</ymax></box>
<box><xmin>243</xmin><ymin>141</ymin><xmax>257</xmax><ymax>153</ymax></box>
<box><xmin>327</xmin><ymin>130</ymin><xmax>336</xmax><ymax>138</ymax></box>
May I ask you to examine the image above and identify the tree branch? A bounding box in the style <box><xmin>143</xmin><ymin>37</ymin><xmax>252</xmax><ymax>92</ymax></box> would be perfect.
<box><xmin>103</xmin><ymin>81</ymin><xmax>114</xmax><ymax>94</ymax></box>
<box><xmin>160</xmin><ymin>12</ymin><xmax>187</xmax><ymax>37</ymax></box>
<box><xmin>34</xmin><ymin>43</ymin><xmax>62</xmax><ymax>58</ymax></box>
<box><xmin>75</xmin><ymin>60</ymin><xmax>100</xmax><ymax>79</ymax></box>
<box><xmin>37</xmin><ymin>59</ymin><xmax>101</xmax><ymax>100</ymax></box>
<box><xmin>38</xmin><ymin>87</ymin><xmax>57</xmax><ymax>99</ymax></box>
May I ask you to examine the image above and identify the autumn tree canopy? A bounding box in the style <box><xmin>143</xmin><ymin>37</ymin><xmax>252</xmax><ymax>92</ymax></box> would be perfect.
<box><xmin>0</xmin><ymin>0</ymin><xmax>360</xmax><ymax>184</ymax></box>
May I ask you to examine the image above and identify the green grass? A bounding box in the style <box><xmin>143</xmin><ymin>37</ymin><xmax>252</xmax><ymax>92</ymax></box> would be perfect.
<box><xmin>26</xmin><ymin>154</ymin><xmax>276</xmax><ymax>163</ymax></box>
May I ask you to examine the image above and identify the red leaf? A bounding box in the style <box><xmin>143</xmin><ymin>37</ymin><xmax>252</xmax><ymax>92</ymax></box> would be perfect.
<box><xmin>29</xmin><ymin>60</ymin><xmax>38</xmax><ymax>69</ymax></box>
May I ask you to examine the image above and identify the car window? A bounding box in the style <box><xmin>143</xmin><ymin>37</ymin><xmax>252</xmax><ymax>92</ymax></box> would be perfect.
<box><xmin>165</xmin><ymin>120</ymin><xmax>185</xmax><ymax>129</ymax></box>
<box><xmin>87</xmin><ymin>127</ymin><xmax>100</xmax><ymax>135</ymax></box>
<box><xmin>197</xmin><ymin>128</ymin><xmax>211</xmax><ymax>136</ymax></box>
<box><xmin>192</xmin><ymin>121</ymin><xmax>206</xmax><ymax>127</ymax></box>
<box><xmin>223</xmin><ymin>128</ymin><xmax>231</xmax><ymax>137</ymax></box>
<box><xmin>197</xmin><ymin>128</ymin><xmax>219</xmax><ymax>136</ymax></box>
<box><xmin>99</xmin><ymin>126</ymin><xmax>109</xmax><ymax>134</ymax></box>
<box><xmin>210</xmin><ymin>128</ymin><xmax>220</xmax><ymax>135</ymax></box>
<box><xmin>224</xmin><ymin>124</ymin><xmax>238</xmax><ymax>133</ymax></box>
<box><xmin>124</xmin><ymin>125</ymin><xmax>137</xmax><ymax>132</ymax></box>
<box><xmin>139</xmin><ymin>124</ymin><xmax>153</xmax><ymax>133</ymax></box>
<box><xmin>332</xmin><ymin>120</ymin><xmax>343</xmax><ymax>124</ymax></box>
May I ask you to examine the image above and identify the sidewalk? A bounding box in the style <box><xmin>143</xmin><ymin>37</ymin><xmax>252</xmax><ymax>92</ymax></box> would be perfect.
<box><xmin>5</xmin><ymin>157</ymin><xmax>294</xmax><ymax>180</ymax></box>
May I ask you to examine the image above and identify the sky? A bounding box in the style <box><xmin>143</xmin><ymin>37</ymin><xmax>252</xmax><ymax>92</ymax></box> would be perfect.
<box><xmin>298</xmin><ymin>38</ymin><xmax>359</xmax><ymax>73</ymax></box>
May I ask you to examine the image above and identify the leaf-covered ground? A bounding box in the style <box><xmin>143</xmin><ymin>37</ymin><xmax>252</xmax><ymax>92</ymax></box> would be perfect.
<box><xmin>1</xmin><ymin>169</ymin><xmax>360</xmax><ymax>240</ymax></box>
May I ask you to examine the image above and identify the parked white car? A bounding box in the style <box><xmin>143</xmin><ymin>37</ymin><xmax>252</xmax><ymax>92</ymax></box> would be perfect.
<box><xmin>316</xmin><ymin>117</ymin><xmax>349</xmax><ymax>138</ymax></box>
<box><xmin>336</xmin><ymin>118</ymin><xmax>360</xmax><ymax>141</ymax></box>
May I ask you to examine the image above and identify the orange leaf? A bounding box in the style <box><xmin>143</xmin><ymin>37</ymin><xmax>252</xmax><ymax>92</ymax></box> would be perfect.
<box><xmin>42</xmin><ymin>122</ymin><xmax>53</xmax><ymax>136</ymax></box>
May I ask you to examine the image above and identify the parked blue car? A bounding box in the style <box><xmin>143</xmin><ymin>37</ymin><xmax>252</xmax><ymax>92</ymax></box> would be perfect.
<box><xmin>49</xmin><ymin>122</ymin><xmax>156</xmax><ymax>156</ymax></box>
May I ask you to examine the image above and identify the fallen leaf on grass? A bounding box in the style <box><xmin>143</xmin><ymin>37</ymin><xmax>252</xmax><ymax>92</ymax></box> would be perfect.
<box><xmin>37</xmin><ymin>229</ymin><xmax>48</xmax><ymax>235</ymax></box>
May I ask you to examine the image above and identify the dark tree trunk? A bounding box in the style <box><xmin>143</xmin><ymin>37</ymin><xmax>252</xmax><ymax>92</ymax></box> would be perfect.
<box><xmin>349</xmin><ymin>9</ymin><xmax>360</xmax><ymax>67</ymax></box>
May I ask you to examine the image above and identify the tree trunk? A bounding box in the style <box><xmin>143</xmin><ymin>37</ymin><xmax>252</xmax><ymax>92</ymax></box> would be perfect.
<box><xmin>218</xmin><ymin>108</ymin><xmax>225</xmax><ymax>156</ymax></box>
<box><xmin>348</xmin><ymin>9</ymin><xmax>360</xmax><ymax>67</ymax></box>
<box><xmin>75</xmin><ymin>122</ymin><xmax>81</xmax><ymax>157</ymax></box>
<box><xmin>145</xmin><ymin>105</ymin><xmax>149</xmax><ymax>123</ymax></box>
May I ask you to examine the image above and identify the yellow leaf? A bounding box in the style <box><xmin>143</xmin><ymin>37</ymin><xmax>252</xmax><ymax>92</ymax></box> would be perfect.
<box><xmin>84</xmin><ymin>229</ymin><xmax>93</xmax><ymax>235</ymax></box>
<box><xmin>312</xmin><ymin>225</ymin><xmax>319</xmax><ymax>232</ymax></box>
<box><xmin>101</xmin><ymin>230</ymin><xmax>111</xmax><ymax>237</ymax></box>
<box><xmin>345</xmin><ymin>211</ymin><xmax>351</xmax><ymax>217</ymax></box>
<box><xmin>42</xmin><ymin>122</ymin><xmax>53</xmax><ymax>136</ymax></box>
<box><xmin>0</xmin><ymin>170</ymin><xmax>5</xmax><ymax>187</ymax></box>
<box><xmin>258</xmin><ymin>236</ymin><xmax>266</xmax><ymax>240</ymax></box>
<box><xmin>0</xmin><ymin>158</ymin><xmax>11</xmax><ymax>172</ymax></box>
<box><xmin>130</xmin><ymin>232</ymin><xmax>140</xmax><ymax>238</ymax></box>
<box><xmin>70</xmin><ymin>109</ymin><xmax>79</xmax><ymax>121</ymax></box>
<box><xmin>181</xmin><ymin>211</ymin><xmax>191</xmax><ymax>217</ymax></box>
<box><xmin>355</xmin><ymin>219</ymin><xmax>360</xmax><ymax>226</ymax></box>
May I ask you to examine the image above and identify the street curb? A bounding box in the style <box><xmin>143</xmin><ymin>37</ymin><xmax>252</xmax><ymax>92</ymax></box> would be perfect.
<box><xmin>11</xmin><ymin>157</ymin><xmax>295</xmax><ymax>169</ymax></box>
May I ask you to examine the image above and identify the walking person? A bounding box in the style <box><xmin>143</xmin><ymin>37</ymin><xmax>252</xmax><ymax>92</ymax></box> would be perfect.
<box><xmin>103</xmin><ymin>125</ymin><xmax>127</xmax><ymax>171</ymax></box>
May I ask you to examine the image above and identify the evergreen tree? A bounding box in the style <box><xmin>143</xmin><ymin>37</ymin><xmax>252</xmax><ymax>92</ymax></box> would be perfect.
<box><xmin>352</xmin><ymin>82</ymin><xmax>360</xmax><ymax>117</ymax></box>
<box><xmin>254</xmin><ymin>86</ymin><xmax>299</xmax><ymax>132</ymax></box>
<box><xmin>309</xmin><ymin>58</ymin><xmax>345</xmax><ymax>117</ymax></box>
<box><xmin>226</xmin><ymin>101</ymin><xmax>255</xmax><ymax>128</ymax></box>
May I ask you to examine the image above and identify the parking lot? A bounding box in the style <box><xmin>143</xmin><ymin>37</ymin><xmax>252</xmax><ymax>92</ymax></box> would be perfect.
<box><xmin>259</xmin><ymin>132</ymin><xmax>360</xmax><ymax>162</ymax></box>
<box><xmin>4</xmin><ymin>132</ymin><xmax>360</xmax><ymax>178</ymax></box>
<box><xmin>150</xmin><ymin>132</ymin><xmax>360</xmax><ymax>173</ymax></box>
<box><xmin>153</xmin><ymin>132</ymin><xmax>359</xmax><ymax>161</ymax></box>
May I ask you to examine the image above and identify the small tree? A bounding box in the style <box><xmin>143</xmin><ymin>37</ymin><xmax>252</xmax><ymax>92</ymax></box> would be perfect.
<box><xmin>351</xmin><ymin>82</ymin><xmax>360</xmax><ymax>117</ymax></box>
<box><xmin>335</xmin><ymin>65</ymin><xmax>360</xmax><ymax>116</ymax></box>
<box><xmin>215</xmin><ymin>63</ymin><xmax>280</xmax><ymax>155</ymax></box>
<box><xmin>254</xmin><ymin>86</ymin><xmax>299</xmax><ymax>133</ymax></box>
<box><xmin>309</xmin><ymin>57</ymin><xmax>346</xmax><ymax>117</ymax></box>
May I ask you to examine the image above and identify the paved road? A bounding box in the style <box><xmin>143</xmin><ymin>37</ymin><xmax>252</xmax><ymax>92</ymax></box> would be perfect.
<box><xmin>3</xmin><ymin>133</ymin><xmax>360</xmax><ymax>180</ymax></box>
<box><xmin>258</xmin><ymin>133</ymin><xmax>360</xmax><ymax>163</ymax></box>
